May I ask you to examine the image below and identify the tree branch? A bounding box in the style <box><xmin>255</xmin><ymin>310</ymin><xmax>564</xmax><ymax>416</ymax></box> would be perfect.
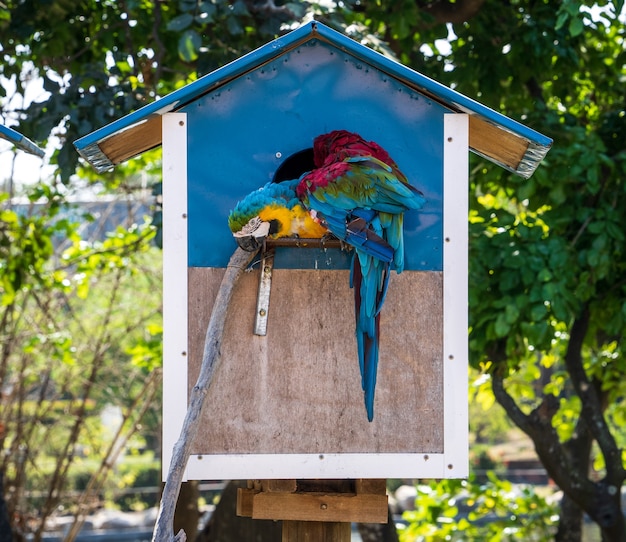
<box><xmin>152</xmin><ymin>247</ymin><xmax>258</xmax><ymax>542</ymax></box>
<box><xmin>66</xmin><ymin>369</ymin><xmax>162</xmax><ymax>540</ymax></box>
<box><xmin>491</xmin><ymin>370</ymin><xmax>591</xmax><ymax>498</ymax></box>
<box><xmin>524</xmin><ymin>77</ymin><xmax>546</xmax><ymax>106</ymax></box>
<box><xmin>563</xmin><ymin>306</ymin><xmax>625</xmax><ymax>483</ymax></box>
<box><xmin>34</xmin><ymin>268</ymin><xmax>127</xmax><ymax>539</ymax></box>
<box><xmin>493</xmin><ymin>307</ymin><xmax>626</xmax><ymax>536</ymax></box>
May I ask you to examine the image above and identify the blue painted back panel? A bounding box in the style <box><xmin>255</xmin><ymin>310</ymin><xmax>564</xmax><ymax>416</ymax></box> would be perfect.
<box><xmin>185</xmin><ymin>39</ymin><xmax>447</xmax><ymax>270</ymax></box>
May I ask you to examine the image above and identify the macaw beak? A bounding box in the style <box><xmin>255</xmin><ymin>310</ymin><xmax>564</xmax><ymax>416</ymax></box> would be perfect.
<box><xmin>236</xmin><ymin>235</ymin><xmax>264</xmax><ymax>252</ymax></box>
<box><xmin>233</xmin><ymin>219</ymin><xmax>271</xmax><ymax>252</ymax></box>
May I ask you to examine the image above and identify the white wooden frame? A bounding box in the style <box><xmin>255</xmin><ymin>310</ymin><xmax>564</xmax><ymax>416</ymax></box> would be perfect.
<box><xmin>162</xmin><ymin>113</ymin><xmax>189</xmax><ymax>476</ymax></box>
<box><xmin>162</xmin><ymin>112</ymin><xmax>468</xmax><ymax>480</ymax></box>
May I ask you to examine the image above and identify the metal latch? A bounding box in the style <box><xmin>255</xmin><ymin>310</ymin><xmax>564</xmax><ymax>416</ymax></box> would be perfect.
<box><xmin>254</xmin><ymin>250</ymin><xmax>274</xmax><ymax>336</ymax></box>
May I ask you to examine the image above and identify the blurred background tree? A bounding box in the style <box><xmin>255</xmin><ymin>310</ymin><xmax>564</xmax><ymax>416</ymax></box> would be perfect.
<box><xmin>1</xmin><ymin>1</ymin><xmax>625</xmax><ymax>541</ymax></box>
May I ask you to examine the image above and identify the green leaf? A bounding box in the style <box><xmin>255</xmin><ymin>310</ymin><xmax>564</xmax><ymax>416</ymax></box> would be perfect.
<box><xmin>226</xmin><ymin>15</ymin><xmax>243</xmax><ymax>35</ymax></box>
<box><xmin>530</xmin><ymin>303</ymin><xmax>547</xmax><ymax>321</ymax></box>
<box><xmin>230</xmin><ymin>0</ymin><xmax>250</xmax><ymax>16</ymax></box>
<box><xmin>196</xmin><ymin>1</ymin><xmax>217</xmax><ymax>23</ymax></box>
<box><xmin>561</xmin><ymin>0</ymin><xmax>582</xmax><ymax>17</ymax></box>
<box><xmin>178</xmin><ymin>30</ymin><xmax>202</xmax><ymax>62</ymax></box>
<box><xmin>505</xmin><ymin>303</ymin><xmax>520</xmax><ymax>324</ymax></box>
<box><xmin>568</xmin><ymin>17</ymin><xmax>584</xmax><ymax>37</ymax></box>
<box><xmin>179</xmin><ymin>0</ymin><xmax>196</xmax><ymax>12</ymax></box>
<box><xmin>518</xmin><ymin>178</ymin><xmax>536</xmax><ymax>200</ymax></box>
<box><xmin>537</xmin><ymin>268</ymin><xmax>552</xmax><ymax>282</ymax></box>
<box><xmin>167</xmin><ymin>13</ymin><xmax>194</xmax><ymax>32</ymax></box>
<box><xmin>494</xmin><ymin>313</ymin><xmax>511</xmax><ymax>337</ymax></box>
<box><xmin>549</xmin><ymin>183</ymin><xmax>566</xmax><ymax>205</ymax></box>
<box><xmin>555</xmin><ymin>11</ymin><xmax>569</xmax><ymax>31</ymax></box>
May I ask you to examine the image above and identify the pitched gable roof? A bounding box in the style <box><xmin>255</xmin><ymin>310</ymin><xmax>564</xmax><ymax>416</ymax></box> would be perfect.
<box><xmin>74</xmin><ymin>21</ymin><xmax>551</xmax><ymax>178</ymax></box>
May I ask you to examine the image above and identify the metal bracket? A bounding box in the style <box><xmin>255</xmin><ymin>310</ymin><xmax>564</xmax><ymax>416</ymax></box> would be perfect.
<box><xmin>254</xmin><ymin>250</ymin><xmax>274</xmax><ymax>336</ymax></box>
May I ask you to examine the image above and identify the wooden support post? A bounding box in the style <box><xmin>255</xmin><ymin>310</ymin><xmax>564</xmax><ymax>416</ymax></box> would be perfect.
<box><xmin>282</xmin><ymin>520</ymin><xmax>351</xmax><ymax>541</ymax></box>
<box><xmin>237</xmin><ymin>479</ymin><xmax>388</xmax><ymax>541</ymax></box>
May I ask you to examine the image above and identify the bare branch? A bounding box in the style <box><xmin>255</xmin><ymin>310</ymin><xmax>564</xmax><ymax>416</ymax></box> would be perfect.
<box><xmin>152</xmin><ymin>247</ymin><xmax>258</xmax><ymax>542</ymax></box>
<box><xmin>65</xmin><ymin>369</ymin><xmax>162</xmax><ymax>541</ymax></box>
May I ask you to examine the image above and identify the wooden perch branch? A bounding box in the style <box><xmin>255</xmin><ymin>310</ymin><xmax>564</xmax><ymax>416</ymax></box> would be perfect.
<box><xmin>152</xmin><ymin>247</ymin><xmax>259</xmax><ymax>542</ymax></box>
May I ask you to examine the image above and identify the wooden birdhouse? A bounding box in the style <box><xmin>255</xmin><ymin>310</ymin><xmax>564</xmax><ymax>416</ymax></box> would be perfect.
<box><xmin>75</xmin><ymin>21</ymin><xmax>551</xmax><ymax>483</ymax></box>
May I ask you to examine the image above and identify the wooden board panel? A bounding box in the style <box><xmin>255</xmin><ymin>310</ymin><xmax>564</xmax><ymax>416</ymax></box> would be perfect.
<box><xmin>242</xmin><ymin>490</ymin><xmax>388</xmax><ymax>523</ymax></box>
<box><xmin>237</xmin><ymin>478</ymin><xmax>389</xmax><ymax>524</ymax></box>
<box><xmin>188</xmin><ymin>267</ymin><xmax>443</xmax><ymax>455</ymax></box>
<box><xmin>99</xmin><ymin>115</ymin><xmax>162</xmax><ymax>166</ymax></box>
<box><xmin>469</xmin><ymin>115</ymin><xmax>528</xmax><ymax>171</ymax></box>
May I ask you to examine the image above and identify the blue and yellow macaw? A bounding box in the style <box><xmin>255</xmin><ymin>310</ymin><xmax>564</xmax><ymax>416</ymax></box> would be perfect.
<box><xmin>228</xmin><ymin>131</ymin><xmax>425</xmax><ymax>421</ymax></box>
<box><xmin>228</xmin><ymin>178</ymin><xmax>327</xmax><ymax>251</ymax></box>
<box><xmin>296</xmin><ymin>131</ymin><xmax>425</xmax><ymax>421</ymax></box>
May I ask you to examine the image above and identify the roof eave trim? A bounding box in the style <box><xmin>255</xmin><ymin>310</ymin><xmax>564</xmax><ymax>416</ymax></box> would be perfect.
<box><xmin>471</xmin><ymin>139</ymin><xmax>551</xmax><ymax>179</ymax></box>
<box><xmin>77</xmin><ymin>143</ymin><xmax>115</xmax><ymax>173</ymax></box>
<box><xmin>516</xmin><ymin>140</ymin><xmax>552</xmax><ymax>179</ymax></box>
<box><xmin>0</xmin><ymin>125</ymin><xmax>45</xmax><ymax>157</ymax></box>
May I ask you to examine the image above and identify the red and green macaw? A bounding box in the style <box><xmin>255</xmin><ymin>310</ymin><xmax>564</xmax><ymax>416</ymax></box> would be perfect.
<box><xmin>228</xmin><ymin>130</ymin><xmax>425</xmax><ymax>421</ymax></box>
<box><xmin>297</xmin><ymin>130</ymin><xmax>425</xmax><ymax>421</ymax></box>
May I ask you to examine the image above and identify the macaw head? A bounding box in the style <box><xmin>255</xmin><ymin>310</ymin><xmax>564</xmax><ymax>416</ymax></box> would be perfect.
<box><xmin>228</xmin><ymin>180</ymin><xmax>301</xmax><ymax>252</ymax></box>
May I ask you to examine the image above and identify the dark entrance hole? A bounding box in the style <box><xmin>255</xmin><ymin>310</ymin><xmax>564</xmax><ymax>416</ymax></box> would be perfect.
<box><xmin>273</xmin><ymin>147</ymin><xmax>314</xmax><ymax>183</ymax></box>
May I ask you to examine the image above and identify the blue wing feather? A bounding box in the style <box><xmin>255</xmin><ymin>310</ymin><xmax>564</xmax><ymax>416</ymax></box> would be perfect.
<box><xmin>299</xmin><ymin>150</ymin><xmax>425</xmax><ymax>421</ymax></box>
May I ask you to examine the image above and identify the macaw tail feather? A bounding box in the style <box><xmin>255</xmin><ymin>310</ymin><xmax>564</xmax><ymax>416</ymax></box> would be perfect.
<box><xmin>350</xmin><ymin>250</ymin><xmax>389</xmax><ymax>422</ymax></box>
<box><xmin>354</xmin><ymin>308</ymin><xmax>380</xmax><ymax>422</ymax></box>
<box><xmin>379</xmin><ymin>212</ymin><xmax>405</xmax><ymax>272</ymax></box>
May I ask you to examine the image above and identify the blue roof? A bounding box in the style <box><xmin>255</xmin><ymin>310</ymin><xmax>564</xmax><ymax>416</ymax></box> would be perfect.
<box><xmin>74</xmin><ymin>21</ymin><xmax>551</xmax><ymax>178</ymax></box>
<box><xmin>0</xmin><ymin>124</ymin><xmax>45</xmax><ymax>157</ymax></box>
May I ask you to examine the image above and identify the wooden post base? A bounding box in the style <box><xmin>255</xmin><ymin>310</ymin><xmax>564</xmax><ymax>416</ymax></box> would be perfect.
<box><xmin>236</xmin><ymin>479</ymin><xmax>388</xmax><ymax>541</ymax></box>
<box><xmin>282</xmin><ymin>520</ymin><xmax>351</xmax><ymax>542</ymax></box>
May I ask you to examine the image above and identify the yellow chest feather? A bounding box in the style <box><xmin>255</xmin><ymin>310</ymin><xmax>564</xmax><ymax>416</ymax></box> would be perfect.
<box><xmin>259</xmin><ymin>204</ymin><xmax>326</xmax><ymax>239</ymax></box>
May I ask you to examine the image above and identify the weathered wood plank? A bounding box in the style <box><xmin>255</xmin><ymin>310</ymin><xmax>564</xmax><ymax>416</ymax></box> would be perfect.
<box><xmin>236</xmin><ymin>487</ymin><xmax>256</xmax><ymax>517</ymax></box>
<box><xmin>99</xmin><ymin>115</ymin><xmax>162</xmax><ymax>165</ymax></box>
<box><xmin>188</xmin><ymin>268</ymin><xmax>444</xmax><ymax>455</ymax></box>
<box><xmin>469</xmin><ymin>115</ymin><xmax>528</xmax><ymax>171</ymax></box>
<box><xmin>355</xmin><ymin>479</ymin><xmax>386</xmax><ymax>495</ymax></box>
<box><xmin>245</xmin><ymin>490</ymin><xmax>388</xmax><ymax>523</ymax></box>
<box><xmin>264</xmin><ymin>479</ymin><xmax>298</xmax><ymax>493</ymax></box>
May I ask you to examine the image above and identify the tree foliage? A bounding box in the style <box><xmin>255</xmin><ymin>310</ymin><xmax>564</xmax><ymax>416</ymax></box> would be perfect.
<box><xmin>401</xmin><ymin>474</ymin><xmax>557</xmax><ymax>541</ymax></box>
<box><xmin>2</xmin><ymin>0</ymin><xmax>626</xmax><ymax>540</ymax></box>
<box><xmin>0</xmin><ymin>193</ymin><xmax>162</xmax><ymax>539</ymax></box>
<box><xmin>1</xmin><ymin>0</ymin><xmax>307</xmax><ymax>182</ymax></box>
